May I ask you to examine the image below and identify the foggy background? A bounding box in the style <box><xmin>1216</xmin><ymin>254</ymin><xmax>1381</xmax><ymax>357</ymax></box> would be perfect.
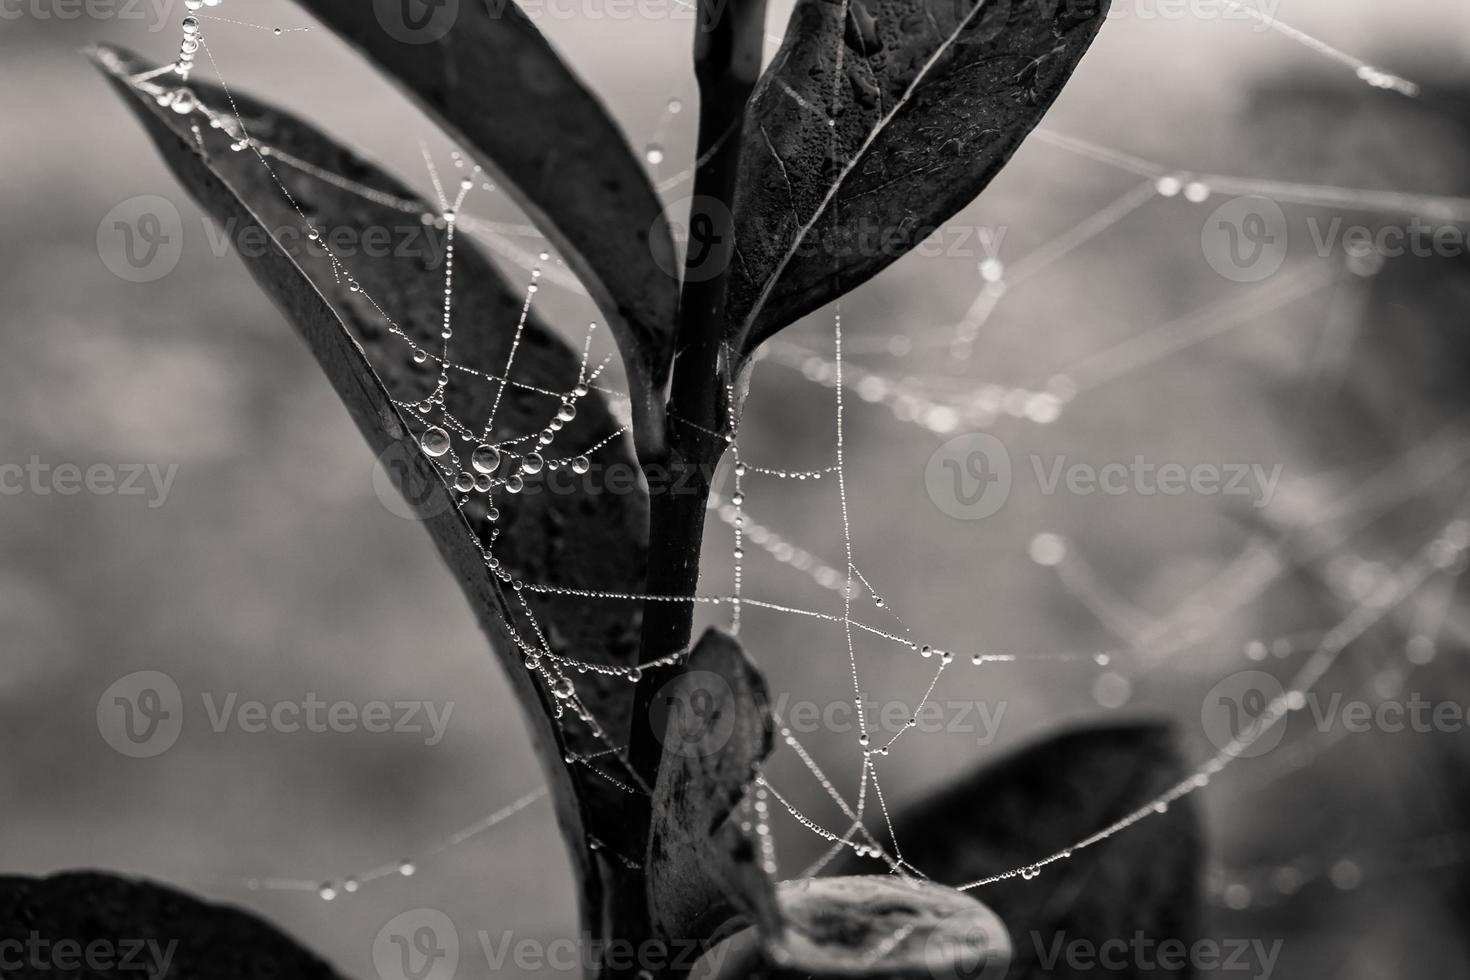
<box><xmin>4</xmin><ymin>1</ymin><xmax>1470</xmax><ymax>977</ymax></box>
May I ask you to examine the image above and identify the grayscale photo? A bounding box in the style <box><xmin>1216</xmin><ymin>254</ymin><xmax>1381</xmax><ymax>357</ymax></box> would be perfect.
<box><xmin>2</xmin><ymin>0</ymin><xmax>1467</xmax><ymax>977</ymax></box>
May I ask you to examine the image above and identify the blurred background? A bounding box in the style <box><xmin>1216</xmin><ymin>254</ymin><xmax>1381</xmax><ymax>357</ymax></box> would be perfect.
<box><xmin>4</xmin><ymin>0</ymin><xmax>1470</xmax><ymax>977</ymax></box>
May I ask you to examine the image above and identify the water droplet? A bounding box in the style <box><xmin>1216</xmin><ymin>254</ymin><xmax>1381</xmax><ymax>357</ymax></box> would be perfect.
<box><xmin>504</xmin><ymin>474</ymin><xmax>525</xmax><ymax>494</ymax></box>
<box><xmin>644</xmin><ymin>144</ymin><xmax>665</xmax><ymax>165</ymax></box>
<box><xmin>1155</xmin><ymin>174</ymin><xmax>1184</xmax><ymax>197</ymax></box>
<box><xmin>343</xmin><ymin>878</ymin><xmax>359</xmax><ymax>893</ymax></box>
<box><xmin>521</xmin><ymin>452</ymin><xmax>544</xmax><ymax>475</ymax></box>
<box><xmin>319</xmin><ymin>883</ymin><xmax>338</xmax><ymax>901</ymax></box>
<box><xmin>412</xmin><ymin>349</ymin><xmax>428</xmax><ymax>364</ymax></box>
<box><xmin>557</xmin><ymin>403</ymin><xmax>576</xmax><ymax>422</ymax></box>
<box><xmin>730</xmin><ymin>491</ymin><xmax>745</xmax><ymax>506</ymax></box>
<box><xmin>553</xmin><ymin>677</ymin><xmax>574</xmax><ymax>699</ymax></box>
<box><xmin>667</xmin><ymin>98</ymin><xmax>683</xmax><ymax>113</ymax></box>
<box><xmin>1028</xmin><ymin>532</ymin><xmax>1067</xmax><ymax>567</ymax></box>
<box><xmin>471</xmin><ymin>444</ymin><xmax>501</xmax><ymax>473</ymax></box>
<box><xmin>399</xmin><ymin>861</ymin><xmax>416</xmax><ymax>877</ymax></box>
<box><xmin>627</xmin><ymin>667</ymin><xmax>643</xmax><ymax>682</ymax></box>
<box><xmin>1019</xmin><ymin>867</ymin><xmax>1039</xmax><ymax>881</ymax></box>
<box><xmin>454</xmin><ymin>472</ymin><xmax>474</xmax><ymax>493</ymax></box>
<box><xmin>168</xmin><ymin>88</ymin><xmax>198</xmax><ymax>114</ymax></box>
<box><xmin>420</xmin><ymin>427</ymin><xmax>451</xmax><ymax>457</ymax></box>
<box><xmin>474</xmin><ymin>473</ymin><xmax>493</xmax><ymax>492</ymax></box>
<box><xmin>571</xmin><ymin>455</ymin><xmax>591</xmax><ymax>474</ymax></box>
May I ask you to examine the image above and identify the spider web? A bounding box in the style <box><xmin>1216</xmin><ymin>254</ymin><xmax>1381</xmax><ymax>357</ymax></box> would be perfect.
<box><xmin>132</xmin><ymin>0</ymin><xmax>1470</xmax><ymax>933</ymax></box>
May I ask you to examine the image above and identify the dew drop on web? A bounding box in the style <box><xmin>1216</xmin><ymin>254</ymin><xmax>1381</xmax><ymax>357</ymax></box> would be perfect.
<box><xmin>420</xmin><ymin>427</ymin><xmax>451</xmax><ymax>457</ymax></box>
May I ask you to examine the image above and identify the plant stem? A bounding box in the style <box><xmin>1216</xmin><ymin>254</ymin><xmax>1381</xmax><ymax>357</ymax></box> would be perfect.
<box><xmin>609</xmin><ymin>0</ymin><xmax>767</xmax><ymax>969</ymax></box>
<box><xmin>627</xmin><ymin>0</ymin><xmax>768</xmax><ymax>796</ymax></box>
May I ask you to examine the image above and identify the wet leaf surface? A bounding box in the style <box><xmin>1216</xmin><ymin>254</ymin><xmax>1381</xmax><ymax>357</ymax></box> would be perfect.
<box><xmin>290</xmin><ymin>0</ymin><xmax>680</xmax><ymax>453</ymax></box>
<box><xmin>694</xmin><ymin>875</ymin><xmax>1012</xmax><ymax>980</ymax></box>
<box><xmin>94</xmin><ymin>44</ymin><xmax>653</xmax><ymax>924</ymax></box>
<box><xmin>834</xmin><ymin>720</ymin><xmax>1203</xmax><ymax>978</ymax></box>
<box><xmin>728</xmin><ymin>0</ymin><xmax>1110</xmax><ymax>350</ymax></box>
<box><xmin>646</xmin><ymin>628</ymin><xmax>781</xmax><ymax>948</ymax></box>
<box><xmin>0</xmin><ymin>871</ymin><xmax>348</xmax><ymax>979</ymax></box>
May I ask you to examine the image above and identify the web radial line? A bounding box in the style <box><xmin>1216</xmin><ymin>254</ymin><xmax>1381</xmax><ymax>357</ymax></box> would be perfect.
<box><xmin>833</xmin><ymin>311</ymin><xmax>869</xmax><ymax>752</ymax></box>
<box><xmin>1197</xmin><ymin>176</ymin><xmax>1470</xmax><ymax>221</ymax></box>
<box><xmin>1062</xmin><ymin>263</ymin><xmax>1335</xmax><ymax>393</ymax></box>
<box><xmin>1217</xmin><ymin>0</ymin><xmax>1419</xmax><ymax>97</ymax></box>
<box><xmin>1031</xmin><ymin>128</ymin><xmax>1172</xmax><ymax>178</ymax></box>
<box><xmin>739</xmin><ymin>0</ymin><xmax>994</xmax><ymax>337</ymax></box>
<box><xmin>1005</xmin><ymin>179</ymin><xmax>1160</xmax><ymax>286</ymax></box>
<box><xmin>953</xmin><ymin>507</ymin><xmax>1469</xmax><ymax>891</ymax></box>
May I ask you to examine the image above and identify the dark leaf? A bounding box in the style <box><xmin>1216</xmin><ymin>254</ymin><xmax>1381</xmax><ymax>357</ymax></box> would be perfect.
<box><xmin>835</xmin><ymin>719</ymin><xmax>1203</xmax><ymax>978</ymax></box>
<box><xmin>693</xmin><ymin>876</ymin><xmax>1012</xmax><ymax>980</ymax></box>
<box><xmin>646</xmin><ymin>629</ymin><xmax>781</xmax><ymax>947</ymax></box>
<box><xmin>727</xmin><ymin>0</ymin><xmax>1110</xmax><ymax>350</ymax></box>
<box><xmin>0</xmin><ymin>871</ymin><xmax>347</xmax><ymax>979</ymax></box>
<box><xmin>93</xmin><ymin>45</ymin><xmax>653</xmax><ymax>929</ymax></box>
<box><xmin>289</xmin><ymin>0</ymin><xmax>680</xmax><ymax>456</ymax></box>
